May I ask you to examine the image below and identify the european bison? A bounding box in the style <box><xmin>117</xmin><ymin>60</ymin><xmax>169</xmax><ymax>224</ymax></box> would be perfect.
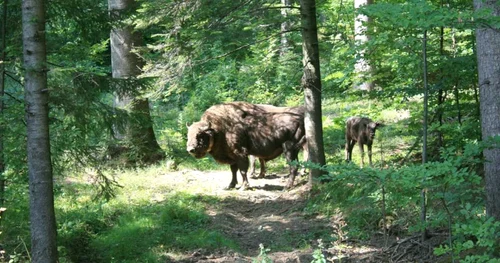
<box><xmin>249</xmin><ymin>146</ymin><xmax>308</xmax><ymax>178</ymax></box>
<box><xmin>247</xmin><ymin>104</ymin><xmax>307</xmax><ymax>179</ymax></box>
<box><xmin>345</xmin><ymin>116</ymin><xmax>382</xmax><ymax>167</ymax></box>
<box><xmin>186</xmin><ymin>102</ymin><xmax>306</xmax><ymax>190</ymax></box>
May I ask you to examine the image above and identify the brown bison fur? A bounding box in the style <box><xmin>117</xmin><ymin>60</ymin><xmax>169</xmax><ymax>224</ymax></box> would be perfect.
<box><xmin>249</xmin><ymin>147</ymin><xmax>308</xmax><ymax>179</ymax></box>
<box><xmin>345</xmin><ymin>116</ymin><xmax>382</xmax><ymax>167</ymax></box>
<box><xmin>187</xmin><ymin>102</ymin><xmax>305</xmax><ymax>190</ymax></box>
<box><xmin>247</xmin><ymin>104</ymin><xmax>307</xmax><ymax>179</ymax></box>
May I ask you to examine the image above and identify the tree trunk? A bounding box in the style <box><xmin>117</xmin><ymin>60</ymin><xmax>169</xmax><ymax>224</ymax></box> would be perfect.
<box><xmin>109</xmin><ymin>0</ymin><xmax>163</xmax><ymax>164</ymax></box>
<box><xmin>280</xmin><ymin>0</ymin><xmax>292</xmax><ymax>56</ymax></box>
<box><xmin>21</xmin><ymin>0</ymin><xmax>58</xmax><ymax>261</ymax></box>
<box><xmin>474</xmin><ymin>0</ymin><xmax>500</xmax><ymax>221</ymax></box>
<box><xmin>299</xmin><ymin>0</ymin><xmax>326</xmax><ymax>184</ymax></box>
<box><xmin>353</xmin><ymin>0</ymin><xmax>374</xmax><ymax>91</ymax></box>
<box><xmin>0</xmin><ymin>0</ymin><xmax>7</xmax><ymax>207</ymax></box>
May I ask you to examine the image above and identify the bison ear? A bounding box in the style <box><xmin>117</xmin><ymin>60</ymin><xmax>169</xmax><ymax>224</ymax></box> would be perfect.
<box><xmin>375</xmin><ymin>122</ymin><xmax>384</xmax><ymax>128</ymax></box>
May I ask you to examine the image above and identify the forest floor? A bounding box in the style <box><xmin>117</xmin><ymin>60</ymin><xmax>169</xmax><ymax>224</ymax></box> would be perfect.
<box><xmin>159</xmin><ymin>169</ymin><xmax>446</xmax><ymax>263</ymax></box>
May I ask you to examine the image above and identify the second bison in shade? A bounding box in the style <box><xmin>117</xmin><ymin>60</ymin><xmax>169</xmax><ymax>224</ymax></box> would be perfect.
<box><xmin>186</xmin><ymin>102</ymin><xmax>305</xmax><ymax>190</ymax></box>
<box><xmin>345</xmin><ymin>116</ymin><xmax>382</xmax><ymax>167</ymax></box>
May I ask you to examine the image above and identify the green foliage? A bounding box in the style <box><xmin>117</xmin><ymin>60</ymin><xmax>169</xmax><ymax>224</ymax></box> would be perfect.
<box><xmin>54</xmin><ymin>169</ymin><xmax>237</xmax><ymax>263</ymax></box>
<box><xmin>434</xmin><ymin>212</ymin><xmax>500</xmax><ymax>263</ymax></box>
<box><xmin>0</xmin><ymin>0</ymin><xmax>495</xmax><ymax>261</ymax></box>
<box><xmin>252</xmin><ymin>244</ymin><xmax>273</xmax><ymax>263</ymax></box>
<box><xmin>306</xmin><ymin>139</ymin><xmax>498</xmax><ymax>261</ymax></box>
<box><xmin>311</xmin><ymin>239</ymin><xmax>327</xmax><ymax>263</ymax></box>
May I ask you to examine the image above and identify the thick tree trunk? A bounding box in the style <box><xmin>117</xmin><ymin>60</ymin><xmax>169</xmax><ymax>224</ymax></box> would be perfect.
<box><xmin>299</xmin><ymin>0</ymin><xmax>326</xmax><ymax>183</ymax></box>
<box><xmin>109</xmin><ymin>0</ymin><xmax>163</xmax><ymax>164</ymax></box>
<box><xmin>21</xmin><ymin>0</ymin><xmax>58</xmax><ymax>262</ymax></box>
<box><xmin>474</xmin><ymin>0</ymin><xmax>500</xmax><ymax>221</ymax></box>
<box><xmin>353</xmin><ymin>0</ymin><xmax>374</xmax><ymax>91</ymax></box>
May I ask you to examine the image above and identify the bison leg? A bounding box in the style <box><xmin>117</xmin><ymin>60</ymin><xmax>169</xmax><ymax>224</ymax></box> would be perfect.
<box><xmin>345</xmin><ymin>139</ymin><xmax>355</xmax><ymax>162</ymax></box>
<box><xmin>257</xmin><ymin>158</ymin><xmax>266</xmax><ymax>178</ymax></box>
<box><xmin>299</xmin><ymin>146</ymin><xmax>309</xmax><ymax>175</ymax></box>
<box><xmin>237</xmin><ymin>158</ymin><xmax>251</xmax><ymax>191</ymax></box>
<box><xmin>249</xmin><ymin>156</ymin><xmax>266</xmax><ymax>179</ymax></box>
<box><xmin>225</xmin><ymin>164</ymin><xmax>239</xmax><ymax>190</ymax></box>
<box><xmin>358</xmin><ymin>141</ymin><xmax>365</xmax><ymax>168</ymax></box>
<box><xmin>249</xmin><ymin>155</ymin><xmax>256</xmax><ymax>177</ymax></box>
<box><xmin>367</xmin><ymin>143</ymin><xmax>373</xmax><ymax>167</ymax></box>
<box><xmin>284</xmin><ymin>142</ymin><xmax>300</xmax><ymax>190</ymax></box>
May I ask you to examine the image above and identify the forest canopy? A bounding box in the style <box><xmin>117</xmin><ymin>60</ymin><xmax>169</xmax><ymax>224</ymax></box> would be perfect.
<box><xmin>1</xmin><ymin>0</ymin><xmax>500</xmax><ymax>262</ymax></box>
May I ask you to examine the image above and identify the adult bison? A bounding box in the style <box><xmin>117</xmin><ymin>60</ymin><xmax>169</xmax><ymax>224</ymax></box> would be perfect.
<box><xmin>247</xmin><ymin>104</ymin><xmax>307</xmax><ymax>179</ymax></box>
<box><xmin>186</xmin><ymin>102</ymin><xmax>305</xmax><ymax>190</ymax></box>
<box><xmin>345</xmin><ymin>116</ymin><xmax>382</xmax><ymax>167</ymax></box>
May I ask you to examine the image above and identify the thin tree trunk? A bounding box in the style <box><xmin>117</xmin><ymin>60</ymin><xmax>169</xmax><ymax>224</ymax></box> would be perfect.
<box><xmin>353</xmin><ymin>0</ymin><xmax>374</xmax><ymax>91</ymax></box>
<box><xmin>421</xmin><ymin>30</ymin><xmax>429</xmax><ymax>241</ymax></box>
<box><xmin>22</xmin><ymin>0</ymin><xmax>58</xmax><ymax>261</ymax></box>
<box><xmin>299</xmin><ymin>0</ymin><xmax>326</xmax><ymax>184</ymax></box>
<box><xmin>280</xmin><ymin>0</ymin><xmax>292</xmax><ymax>56</ymax></box>
<box><xmin>435</xmin><ymin>25</ymin><xmax>445</xmax><ymax>157</ymax></box>
<box><xmin>109</xmin><ymin>0</ymin><xmax>163</xmax><ymax>164</ymax></box>
<box><xmin>474</xmin><ymin>0</ymin><xmax>500</xmax><ymax>221</ymax></box>
<box><xmin>0</xmin><ymin>0</ymin><xmax>7</xmax><ymax>207</ymax></box>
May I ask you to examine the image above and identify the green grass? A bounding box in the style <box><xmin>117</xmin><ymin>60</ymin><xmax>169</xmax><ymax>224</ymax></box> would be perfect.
<box><xmin>52</xmin><ymin>167</ymin><xmax>238</xmax><ymax>263</ymax></box>
<box><xmin>0</xmin><ymin>96</ymin><xmax>428</xmax><ymax>262</ymax></box>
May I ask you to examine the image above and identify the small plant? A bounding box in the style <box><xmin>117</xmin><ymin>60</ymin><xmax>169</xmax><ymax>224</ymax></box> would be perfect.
<box><xmin>434</xmin><ymin>209</ymin><xmax>500</xmax><ymax>262</ymax></box>
<box><xmin>311</xmin><ymin>239</ymin><xmax>327</xmax><ymax>263</ymax></box>
<box><xmin>253</xmin><ymin>243</ymin><xmax>273</xmax><ymax>263</ymax></box>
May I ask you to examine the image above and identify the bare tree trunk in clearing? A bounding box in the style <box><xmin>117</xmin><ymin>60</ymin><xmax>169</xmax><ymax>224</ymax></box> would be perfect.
<box><xmin>22</xmin><ymin>0</ymin><xmax>58</xmax><ymax>261</ymax></box>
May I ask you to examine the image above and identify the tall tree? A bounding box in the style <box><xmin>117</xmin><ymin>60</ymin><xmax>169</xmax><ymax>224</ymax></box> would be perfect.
<box><xmin>280</xmin><ymin>0</ymin><xmax>292</xmax><ymax>56</ymax></box>
<box><xmin>299</xmin><ymin>0</ymin><xmax>326</xmax><ymax>183</ymax></box>
<box><xmin>0</xmin><ymin>0</ymin><xmax>7</xmax><ymax>207</ymax></box>
<box><xmin>109</xmin><ymin>0</ymin><xmax>163</xmax><ymax>164</ymax></box>
<box><xmin>474</xmin><ymin>0</ymin><xmax>500</xmax><ymax>221</ymax></box>
<box><xmin>353</xmin><ymin>0</ymin><xmax>373</xmax><ymax>91</ymax></box>
<box><xmin>21</xmin><ymin>0</ymin><xmax>58</xmax><ymax>261</ymax></box>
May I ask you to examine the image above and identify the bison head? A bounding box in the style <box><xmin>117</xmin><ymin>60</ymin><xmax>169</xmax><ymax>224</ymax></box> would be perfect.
<box><xmin>186</xmin><ymin>121</ymin><xmax>214</xmax><ymax>158</ymax></box>
<box><xmin>367</xmin><ymin>122</ymin><xmax>382</xmax><ymax>140</ymax></box>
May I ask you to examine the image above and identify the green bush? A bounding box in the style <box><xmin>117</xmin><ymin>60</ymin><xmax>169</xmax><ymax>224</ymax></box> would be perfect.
<box><xmin>306</xmin><ymin>140</ymin><xmax>499</xmax><ymax>261</ymax></box>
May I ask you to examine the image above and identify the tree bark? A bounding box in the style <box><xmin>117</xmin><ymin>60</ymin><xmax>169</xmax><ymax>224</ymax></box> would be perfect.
<box><xmin>0</xmin><ymin>0</ymin><xmax>7</xmax><ymax>207</ymax></box>
<box><xmin>280</xmin><ymin>0</ymin><xmax>292</xmax><ymax>56</ymax></box>
<box><xmin>353</xmin><ymin>0</ymin><xmax>374</xmax><ymax>91</ymax></box>
<box><xmin>299</xmin><ymin>0</ymin><xmax>326</xmax><ymax>183</ymax></box>
<box><xmin>474</xmin><ymin>0</ymin><xmax>500</xmax><ymax>221</ymax></box>
<box><xmin>109</xmin><ymin>0</ymin><xmax>163</xmax><ymax>164</ymax></box>
<box><xmin>21</xmin><ymin>0</ymin><xmax>58</xmax><ymax>261</ymax></box>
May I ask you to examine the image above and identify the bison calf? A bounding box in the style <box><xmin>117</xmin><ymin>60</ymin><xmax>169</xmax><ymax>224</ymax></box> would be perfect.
<box><xmin>345</xmin><ymin>117</ymin><xmax>382</xmax><ymax>167</ymax></box>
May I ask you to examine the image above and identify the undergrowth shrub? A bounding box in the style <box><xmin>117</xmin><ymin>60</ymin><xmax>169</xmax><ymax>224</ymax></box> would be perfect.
<box><xmin>306</xmin><ymin>140</ymin><xmax>500</xmax><ymax>261</ymax></box>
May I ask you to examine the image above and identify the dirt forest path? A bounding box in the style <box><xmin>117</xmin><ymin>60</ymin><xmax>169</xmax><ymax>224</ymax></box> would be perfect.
<box><xmin>162</xmin><ymin>169</ymin><xmax>380</xmax><ymax>263</ymax></box>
